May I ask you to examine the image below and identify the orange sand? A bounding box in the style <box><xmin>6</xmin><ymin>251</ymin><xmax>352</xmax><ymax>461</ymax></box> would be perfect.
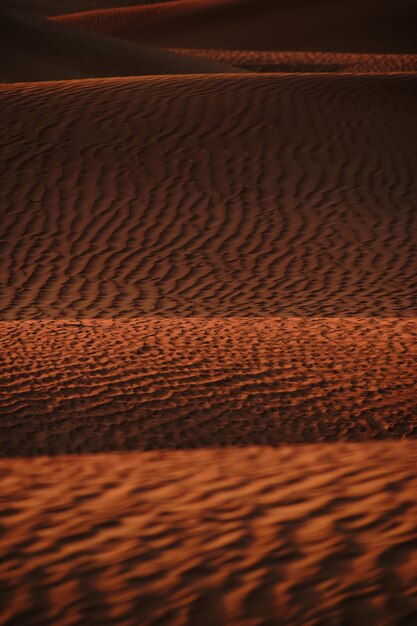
<box><xmin>1</xmin><ymin>2</ymin><xmax>417</xmax><ymax>624</ymax></box>
<box><xmin>1</xmin><ymin>318</ymin><xmax>416</xmax><ymax>455</ymax></box>
<box><xmin>2</xmin><ymin>443</ymin><xmax>417</xmax><ymax>624</ymax></box>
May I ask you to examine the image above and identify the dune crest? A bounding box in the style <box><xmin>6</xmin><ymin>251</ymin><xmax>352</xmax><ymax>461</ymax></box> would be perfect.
<box><xmin>52</xmin><ymin>0</ymin><xmax>417</xmax><ymax>54</ymax></box>
<box><xmin>0</xmin><ymin>7</ymin><xmax>241</xmax><ymax>83</ymax></box>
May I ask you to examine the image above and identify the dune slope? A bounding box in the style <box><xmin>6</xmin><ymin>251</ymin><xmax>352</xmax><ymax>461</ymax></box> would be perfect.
<box><xmin>2</xmin><ymin>443</ymin><xmax>417</xmax><ymax>625</ymax></box>
<box><xmin>1</xmin><ymin>317</ymin><xmax>416</xmax><ymax>456</ymax></box>
<box><xmin>2</xmin><ymin>2</ymin><xmax>417</xmax><ymax>623</ymax></box>
<box><xmin>53</xmin><ymin>0</ymin><xmax>417</xmax><ymax>54</ymax></box>
<box><xmin>0</xmin><ymin>9</ymin><xmax>241</xmax><ymax>83</ymax></box>
<box><xmin>1</xmin><ymin>74</ymin><xmax>416</xmax><ymax>319</ymax></box>
<box><xmin>4</xmin><ymin>0</ymin><xmax>173</xmax><ymax>16</ymax></box>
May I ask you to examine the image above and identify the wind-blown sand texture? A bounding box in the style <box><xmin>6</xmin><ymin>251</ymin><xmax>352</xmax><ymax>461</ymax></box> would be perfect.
<box><xmin>1</xmin><ymin>74</ymin><xmax>416</xmax><ymax>318</ymax></box>
<box><xmin>2</xmin><ymin>443</ymin><xmax>417</xmax><ymax>625</ymax></box>
<box><xmin>1</xmin><ymin>318</ymin><xmax>417</xmax><ymax>456</ymax></box>
<box><xmin>1</xmin><ymin>1</ymin><xmax>417</xmax><ymax>624</ymax></box>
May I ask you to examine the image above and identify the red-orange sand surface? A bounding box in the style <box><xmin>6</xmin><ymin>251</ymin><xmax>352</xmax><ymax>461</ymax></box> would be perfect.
<box><xmin>2</xmin><ymin>443</ymin><xmax>417</xmax><ymax>625</ymax></box>
<box><xmin>1</xmin><ymin>1</ymin><xmax>417</xmax><ymax>624</ymax></box>
<box><xmin>1</xmin><ymin>318</ymin><xmax>417</xmax><ymax>455</ymax></box>
<box><xmin>1</xmin><ymin>74</ymin><xmax>416</xmax><ymax>318</ymax></box>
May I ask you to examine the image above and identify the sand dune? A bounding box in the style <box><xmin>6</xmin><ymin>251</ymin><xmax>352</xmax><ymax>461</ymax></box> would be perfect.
<box><xmin>2</xmin><ymin>443</ymin><xmax>417</xmax><ymax>625</ymax></box>
<box><xmin>53</xmin><ymin>0</ymin><xmax>417</xmax><ymax>54</ymax></box>
<box><xmin>0</xmin><ymin>8</ymin><xmax>241</xmax><ymax>83</ymax></box>
<box><xmin>1</xmin><ymin>318</ymin><xmax>416</xmax><ymax>456</ymax></box>
<box><xmin>1</xmin><ymin>74</ymin><xmax>416</xmax><ymax>318</ymax></box>
<box><xmin>5</xmin><ymin>0</ymin><xmax>173</xmax><ymax>17</ymax></box>
<box><xmin>2</xmin><ymin>1</ymin><xmax>417</xmax><ymax>623</ymax></box>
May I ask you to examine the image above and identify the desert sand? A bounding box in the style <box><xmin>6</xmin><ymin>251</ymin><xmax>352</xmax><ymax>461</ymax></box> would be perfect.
<box><xmin>1</xmin><ymin>1</ymin><xmax>417</xmax><ymax>624</ymax></box>
<box><xmin>1</xmin><ymin>74</ymin><xmax>416</xmax><ymax>318</ymax></box>
<box><xmin>53</xmin><ymin>0</ymin><xmax>417</xmax><ymax>54</ymax></box>
<box><xmin>2</xmin><ymin>443</ymin><xmax>417</xmax><ymax>625</ymax></box>
<box><xmin>0</xmin><ymin>8</ymin><xmax>241</xmax><ymax>83</ymax></box>
<box><xmin>3</xmin><ymin>0</ymin><xmax>172</xmax><ymax>17</ymax></box>
<box><xmin>172</xmin><ymin>49</ymin><xmax>417</xmax><ymax>73</ymax></box>
<box><xmin>0</xmin><ymin>318</ymin><xmax>416</xmax><ymax>456</ymax></box>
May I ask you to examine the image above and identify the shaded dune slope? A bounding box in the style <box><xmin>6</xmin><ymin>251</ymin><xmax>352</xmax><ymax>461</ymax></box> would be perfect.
<box><xmin>0</xmin><ymin>9</ymin><xmax>241</xmax><ymax>83</ymax></box>
<box><xmin>1</xmin><ymin>318</ymin><xmax>416</xmax><ymax>456</ymax></box>
<box><xmin>1</xmin><ymin>74</ymin><xmax>416</xmax><ymax>319</ymax></box>
<box><xmin>4</xmin><ymin>0</ymin><xmax>173</xmax><ymax>17</ymax></box>
<box><xmin>52</xmin><ymin>0</ymin><xmax>417</xmax><ymax>54</ymax></box>
<box><xmin>2</xmin><ymin>443</ymin><xmax>417</xmax><ymax>625</ymax></box>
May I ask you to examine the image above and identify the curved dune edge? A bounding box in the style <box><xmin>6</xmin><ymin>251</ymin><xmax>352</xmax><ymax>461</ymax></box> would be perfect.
<box><xmin>1</xmin><ymin>317</ymin><xmax>416</xmax><ymax>456</ymax></box>
<box><xmin>1</xmin><ymin>74</ymin><xmax>417</xmax><ymax>318</ymax></box>
<box><xmin>50</xmin><ymin>0</ymin><xmax>417</xmax><ymax>54</ymax></box>
<box><xmin>0</xmin><ymin>8</ymin><xmax>243</xmax><ymax>84</ymax></box>
<box><xmin>4</xmin><ymin>0</ymin><xmax>175</xmax><ymax>16</ymax></box>
<box><xmin>2</xmin><ymin>442</ymin><xmax>417</xmax><ymax>624</ymax></box>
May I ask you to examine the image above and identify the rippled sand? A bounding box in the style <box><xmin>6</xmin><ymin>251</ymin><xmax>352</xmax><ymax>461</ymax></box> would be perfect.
<box><xmin>1</xmin><ymin>1</ymin><xmax>417</xmax><ymax>624</ymax></box>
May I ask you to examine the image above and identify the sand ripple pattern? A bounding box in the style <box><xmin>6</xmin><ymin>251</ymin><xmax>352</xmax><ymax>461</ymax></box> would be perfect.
<box><xmin>1</xmin><ymin>74</ymin><xmax>417</xmax><ymax>318</ymax></box>
<box><xmin>1</xmin><ymin>317</ymin><xmax>416</xmax><ymax>455</ymax></box>
<box><xmin>1</xmin><ymin>443</ymin><xmax>417</xmax><ymax>625</ymax></box>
